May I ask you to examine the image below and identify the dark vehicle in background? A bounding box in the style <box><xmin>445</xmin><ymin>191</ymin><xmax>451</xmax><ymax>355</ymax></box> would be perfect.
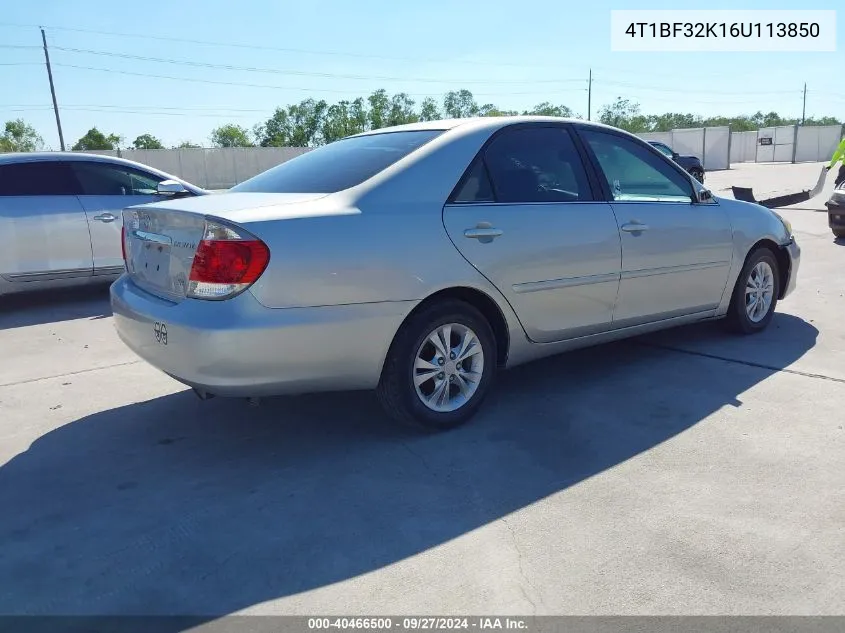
<box><xmin>825</xmin><ymin>180</ymin><xmax>845</xmax><ymax>239</ymax></box>
<box><xmin>648</xmin><ymin>140</ymin><xmax>705</xmax><ymax>184</ymax></box>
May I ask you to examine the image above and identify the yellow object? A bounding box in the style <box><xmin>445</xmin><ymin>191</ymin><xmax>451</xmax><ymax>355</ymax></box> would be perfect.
<box><xmin>830</xmin><ymin>136</ymin><xmax>845</xmax><ymax>169</ymax></box>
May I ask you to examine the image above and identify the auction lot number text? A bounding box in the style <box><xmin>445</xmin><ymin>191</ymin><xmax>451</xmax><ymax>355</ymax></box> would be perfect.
<box><xmin>624</xmin><ymin>22</ymin><xmax>821</xmax><ymax>38</ymax></box>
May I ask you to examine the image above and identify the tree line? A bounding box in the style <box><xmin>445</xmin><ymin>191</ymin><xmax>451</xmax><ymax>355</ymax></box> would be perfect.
<box><xmin>1</xmin><ymin>88</ymin><xmax>841</xmax><ymax>152</ymax></box>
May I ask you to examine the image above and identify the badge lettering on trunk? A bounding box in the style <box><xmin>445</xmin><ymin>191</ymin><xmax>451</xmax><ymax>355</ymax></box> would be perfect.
<box><xmin>154</xmin><ymin>322</ymin><xmax>168</xmax><ymax>345</ymax></box>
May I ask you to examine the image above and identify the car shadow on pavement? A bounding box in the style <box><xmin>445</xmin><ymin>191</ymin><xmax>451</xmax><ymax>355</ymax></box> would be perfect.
<box><xmin>0</xmin><ymin>313</ymin><xmax>817</xmax><ymax>623</ymax></box>
<box><xmin>0</xmin><ymin>284</ymin><xmax>112</xmax><ymax>330</ymax></box>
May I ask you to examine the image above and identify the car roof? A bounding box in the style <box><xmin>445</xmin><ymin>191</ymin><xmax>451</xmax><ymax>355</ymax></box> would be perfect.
<box><xmin>0</xmin><ymin>151</ymin><xmax>157</xmax><ymax>168</ymax></box>
<box><xmin>347</xmin><ymin>116</ymin><xmax>630</xmax><ymax>138</ymax></box>
<box><xmin>0</xmin><ymin>151</ymin><xmax>206</xmax><ymax>192</ymax></box>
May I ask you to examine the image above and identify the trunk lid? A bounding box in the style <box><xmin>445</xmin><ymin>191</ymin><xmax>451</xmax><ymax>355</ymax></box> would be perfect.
<box><xmin>122</xmin><ymin>193</ymin><xmax>328</xmax><ymax>302</ymax></box>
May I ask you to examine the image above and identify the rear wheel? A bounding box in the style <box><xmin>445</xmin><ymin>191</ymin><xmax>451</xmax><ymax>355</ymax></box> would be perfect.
<box><xmin>377</xmin><ymin>300</ymin><xmax>496</xmax><ymax>431</ymax></box>
<box><xmin>724</xmin><ymin>247</ymin><xmax>780</xmax><ymax>334</ymax></box>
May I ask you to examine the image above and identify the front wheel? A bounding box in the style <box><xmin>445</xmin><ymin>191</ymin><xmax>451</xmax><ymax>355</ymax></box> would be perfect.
<box><xmin>377</xmin><ymin>300</ymin><xmax>497</xmax><ymax>431</ymax></box>
<box><xmin>724</xmin><ymin>247</ymin><xmax>780</xmax><ymax>334</ymax></box>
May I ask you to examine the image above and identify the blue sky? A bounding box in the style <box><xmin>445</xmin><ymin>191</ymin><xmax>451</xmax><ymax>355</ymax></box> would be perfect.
<box><xmin>1</xmin><ymin>0</ymin><xmax>842</xmax><ymax>148</ymax></box>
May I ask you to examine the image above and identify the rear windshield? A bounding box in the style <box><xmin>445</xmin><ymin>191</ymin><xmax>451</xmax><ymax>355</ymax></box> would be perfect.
<box><xmin>230</xmin><ymin>130</ymin><xmax>443</xmax><ymax>194</ymax></box>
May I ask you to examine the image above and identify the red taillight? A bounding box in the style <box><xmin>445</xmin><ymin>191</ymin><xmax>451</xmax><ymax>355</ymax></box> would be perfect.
<box><xmin>187</xmin><ymin>222</ymin><xmax>270</xmax><ymax>300</ymax></box>
<box><xmin>189</xmin><ymin>239</ymin><xmax>269</xmax><ymax>285</ymax></box>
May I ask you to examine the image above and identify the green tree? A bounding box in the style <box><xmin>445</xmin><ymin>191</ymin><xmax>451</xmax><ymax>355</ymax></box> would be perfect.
<box><xmin>210</xmin><ymin>124</ymin><xmax>253</xmax><ymax>148</ymax></box>
<box><xmin>443</xmin><ymin>90</ymin><xmax>479</xmax><ymax>118</ymax></box>
<box><xmin>349</xmin><ymin>97</ymin><xmax>369</xmax><ymax>133</ymax></box>
<box><xmin>367</xmin><ymin>89</ymin><xmax>391</xmax><ymax>130</ymax></box>
<box><xmin>0</xmin><ymin>119</ymin><xmax>44</xmax><ymax>152</ymax></box>
<box><xmin>72</xmin><ymin>127</ymin><xmax>122</xmax><ymax>151</ymax></box>
<box><xmin>257</xmin><ymin>99</ymin><xmax>328</xmax><ymax>147</ymax></box>
<box><xmin>479</xmin><ymin>103</ymin><xmax>518</xmax><ymax>117</ymax></box>
<box><xmin>598</xmin><ymin>98</ymin><xmax>650</xmax><ymax>133</ymax></box>
<box><xmin>524</xmin><ymin>102</ymin><xmax>573</xmax><ymax>118</ymax></box>
<box><xmin>132</xmin><ymin>133</ymin><xmax>164</xmax><ymax>150</ymax></box>
<box><xmin>418</xmin><ymin>97</ymin><xmax>441</xmax><ymax>122</ymax></box>
<box><xmin>175</xmin><ymin>141</ymin><xmax>201</xmax><ymax>148</ymax></box>
<box><xmin>387</xmin><ymin>93</ymin><xmax>418</xmax><ymax>126</ymax></box>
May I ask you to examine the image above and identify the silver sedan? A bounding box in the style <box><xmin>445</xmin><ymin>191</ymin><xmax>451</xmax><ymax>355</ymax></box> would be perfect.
<box><xmin>111</xmin><ymin>117</ymin><xmax>800</xmax><ymax>430</ymax></box>
<box><xmin>0</xmin><ymin>152</ymin><xmax>205</xmax><ymax>297</ymax></box>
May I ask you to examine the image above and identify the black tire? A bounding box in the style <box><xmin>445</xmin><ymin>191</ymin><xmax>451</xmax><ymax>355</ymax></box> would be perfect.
<box><xmin>377</xmin><ymin>299</ymin><xmax>497</xmax><ymax>431</ymax></box>
<box><xmin>724</xmin><ymin>247</ymin><xmax>780</xmax><ymax>334</ymax></box>
<box><xmin>833</xmin><ymin>229</ymin><xmax>845</xmax><ymax>239</ymax></box>
<box><xmin>691</xmin><ymin>169</ymin><xmax>705</xmax><ymax>184</ymax></box>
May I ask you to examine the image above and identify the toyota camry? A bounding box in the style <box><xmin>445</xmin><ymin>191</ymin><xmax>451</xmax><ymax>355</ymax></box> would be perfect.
<box><xmin>111</xmin><ymin>117</ymin><xmax>800</xmax><ymax>430</ymax></box>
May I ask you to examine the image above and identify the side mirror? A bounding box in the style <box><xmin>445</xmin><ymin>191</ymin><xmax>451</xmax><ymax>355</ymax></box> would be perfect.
<box><xmin>157</xmin><ymin>179</ymin><xmax>189</xmax><ymax>196</ymax></box>
<box><xmin>696</xmin><ymin>188</ymin><xmax>714</xmax><ymax>203</ymax></box>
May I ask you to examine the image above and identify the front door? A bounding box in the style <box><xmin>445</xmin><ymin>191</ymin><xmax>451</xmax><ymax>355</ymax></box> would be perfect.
<box><xmin>70</xmin><ymin>161</ymin><xmax>168</xmax><ymax>274</ymax></box>
<box><xmin>0</xmin><ymin>160</ymin><xmax>92</xmax><ymax>282</ymax></box>
<box><xmin>576</xmin><ymin>128</ymin><xmax>734</xmax><ymax>328</ymax></box>
<box><xmin>442</xmin><ymin>125</ymin><xmax>622</xmax><ymax>344</ymax></box>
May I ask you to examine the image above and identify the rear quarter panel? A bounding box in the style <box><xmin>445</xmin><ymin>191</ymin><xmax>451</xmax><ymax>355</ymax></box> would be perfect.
<box><xmin>241</xmin><ymin>124</ymin><xmax>508</xmax><ymax>309</ymax></box>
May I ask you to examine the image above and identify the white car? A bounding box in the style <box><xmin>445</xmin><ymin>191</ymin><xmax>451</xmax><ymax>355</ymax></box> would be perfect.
<box><xmin>0</xmin><ymin>152</ymin><xmax>206</xmax><ymax>297</ymax></box>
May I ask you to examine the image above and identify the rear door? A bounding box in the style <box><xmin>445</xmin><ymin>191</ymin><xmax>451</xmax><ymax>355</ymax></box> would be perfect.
<box><xmin>442</xmin><ymin>124</ymin><xmax>622</xmax><ymax>344</ymax></box>
<box><xmin>575</xmin><ymin>127</ymin><xmax>733</xmax><ymax>327</ymax></box>
<box><xmin>70</xmin><ymin>161</ymin><xmax>170</xmax><ymax>274</ymax></box>
<box><xmin>0</xmin><ymin>160</ymin><xmax>92</xmax><ymax>282</ymax></box>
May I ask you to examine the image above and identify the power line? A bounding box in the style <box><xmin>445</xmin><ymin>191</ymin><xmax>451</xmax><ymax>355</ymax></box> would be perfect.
<box><xmin>596</xmin><ymin>79</ymin><xmax>799</xmax><ymax>97</ymax></box>
<box><xmin>48</xmin><ymin>45</ymin><xmax>586</xmax><ymax>85</ymax></box>
<box><xmin>0</xmin><ymin>21</ymin><xmax>574</xmax><ymax>70</ymax></box>
<box><xmin>50</xmin><ymin>63</ymin><xmax>588</xmax><ymax>97</ymax></box>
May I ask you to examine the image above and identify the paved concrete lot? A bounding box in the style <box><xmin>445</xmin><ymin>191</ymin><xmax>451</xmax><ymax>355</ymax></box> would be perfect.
<box><xmin>1</xmin><ymin>166</ymin><xmax>843</xmax><ymax>620</ymax></box>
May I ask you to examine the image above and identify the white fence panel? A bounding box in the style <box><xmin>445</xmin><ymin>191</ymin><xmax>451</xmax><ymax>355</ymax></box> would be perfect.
<box><xmin>73</xmin><ymin>147</ymin><xmax>311</xmax><ymax>189</ymax></box>
<box><xmin>638</xmin><ymin>131</ymin><xmax>673</xmax><ymax>145</ymax></box>
<box><xmin>669</xmin><ymin>128</ymin><xmax>705</xmax><ymax>161</ymax></box>
<box><xmin>794</xmin><ymin>125</ymin><xmax>843</xmax><ymax>162</ymax></box>
<box><xmin>730</xmin><ymin>131</ymin><xmax>758</xmax><ymax>163</ymax></box>
<box><xmin>702</xmin><ymin>126</ymin><xmax>730</xmax><ymax>170</ymax></box>
<box><xmin>756</xmin><ymin>125</ymin><xmax>796</xmax><ymax>162</ymax></box>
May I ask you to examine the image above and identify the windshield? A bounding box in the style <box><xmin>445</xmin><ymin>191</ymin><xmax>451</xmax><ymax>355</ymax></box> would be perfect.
<box><xmin>230</xmin><ymin>130</ymin><xmax>443</xmax><ymax>194</ymax></box>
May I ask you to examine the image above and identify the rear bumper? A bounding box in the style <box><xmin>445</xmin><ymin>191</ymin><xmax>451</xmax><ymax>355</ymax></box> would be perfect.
<box><xmin>781</xmin><ymin>238</ymin><xmax>800</xmax><ymax>299</ymax></box>
<box><xmin>110</xmin><ymin>275</ymin><xmax>416</xmax><ymax>397</ymax></box>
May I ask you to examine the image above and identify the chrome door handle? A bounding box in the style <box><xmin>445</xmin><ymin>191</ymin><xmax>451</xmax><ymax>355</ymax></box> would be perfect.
<box><xmin>93</xmin><ymin>213</ymin><xmax>117</xmax><ymax>223</ymax></box>
<box><xmin>621</xmin><ymin>222</ymin><xmax>650</xmax><ymax>232</ymax></box>
<box><xmin>464</xmin><ymin>228</ymin><xmax>503</xmax><ymax>240</ymax></box>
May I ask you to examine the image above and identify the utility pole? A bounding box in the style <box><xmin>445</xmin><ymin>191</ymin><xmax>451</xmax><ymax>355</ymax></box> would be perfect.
<box><xmin>41</xmin><ymin>27</ymin><xmax>65</xmax><ymax>151</ymax></box>
<box><xmin>587</xmin><ymin>68</ymin><xmax>592</xmax><ymax>121</ymax></box>
<box><xmin>801</xmin><ymin>82</ymin><xmax>807</xmax><ymax>125</ymax></box>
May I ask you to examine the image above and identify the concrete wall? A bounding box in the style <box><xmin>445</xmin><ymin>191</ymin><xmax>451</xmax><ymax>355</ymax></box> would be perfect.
<box><xmin>77</xmin><ymin>147</ymin><xmax>312</xmax><ymax>189</ymax></box>
<box><xmin>637</xmin><ymin>126</ymin><xmax>731</xmax><ymax>171</ymax></box>
<box><xmin>638</xmin><ymin>124</ymin><xmax>842</xmax><ymax>169</ymax></box>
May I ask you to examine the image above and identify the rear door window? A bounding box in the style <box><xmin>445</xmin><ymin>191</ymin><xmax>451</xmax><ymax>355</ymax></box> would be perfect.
<box><xmin>0</xmin><ymin>161</ymin><xmax>81</xmax><ymax>196</ymax></box>
<box><xmin>482</xmin><ymin>126</ymin><xmax>593</xmax><ymax>203</ymax></box>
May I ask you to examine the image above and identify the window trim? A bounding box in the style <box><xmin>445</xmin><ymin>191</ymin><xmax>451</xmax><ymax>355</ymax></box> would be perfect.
<box><xmin>70</xmin><ymin>161</ymin><xmax>164</xmax><ymax>196</ymax></box>
<box><xmin>446</xmin><ymin>122</ymin><xmax>604</xmax><ymax>206</ymax></box>
<box><xmin>572</xmin><ymin>124</ymin><xmax>696</xmax><ymax>204</ymax></box>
